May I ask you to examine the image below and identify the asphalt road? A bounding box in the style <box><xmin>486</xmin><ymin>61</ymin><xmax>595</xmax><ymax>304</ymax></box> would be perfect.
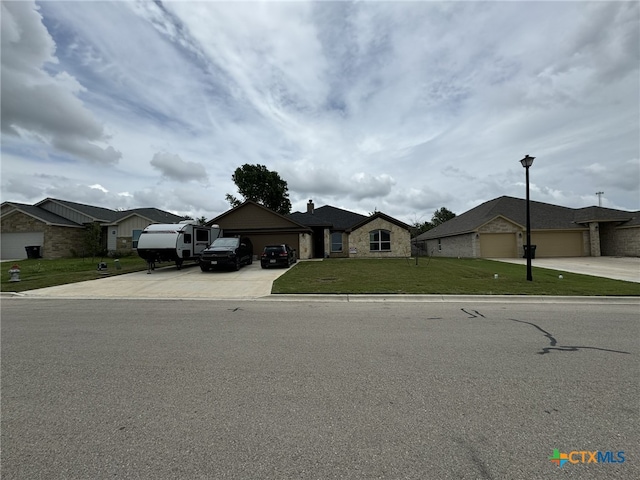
<box><xmin>2</xmin><ymin>299</ymin><xmax>638</xmax><ymax>479</ymax></box>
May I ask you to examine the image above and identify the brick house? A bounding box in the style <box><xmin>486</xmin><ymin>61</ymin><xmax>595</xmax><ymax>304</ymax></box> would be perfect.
<box><xmin>208</xmin><ymin>200</ymin><xmax>412</xmax><ymax>259</ymax></box>
<box><xmin>413</xmin><ymin>196</ymin><xmax>640</xmax><ymax>258</ymax></box>
<box><xmin>1</xmin><ymin>198</ymin><xmax>183</xmax><ymax>260</ymax></box>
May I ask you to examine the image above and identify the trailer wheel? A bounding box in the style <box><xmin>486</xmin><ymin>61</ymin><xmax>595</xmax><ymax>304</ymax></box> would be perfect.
<box><xmin>176</xmin><ymin>259</ymin><xmax>183</xmax><ymax>270</ymax></box>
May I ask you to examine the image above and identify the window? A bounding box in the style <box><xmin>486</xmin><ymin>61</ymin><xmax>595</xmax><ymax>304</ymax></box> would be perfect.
<box><xmin>196</xmin><ymin>229</ymin><xmax>209</xmax><ymax>242</ymax></box>
<box><xmin>132</xmin><ymin>229</ymin><xmax>142</xmax><ymax>249</ymax></box>
<box><xmin>184</xmin><ymin>233</ymin><xmax>192</xmax><ymax>244</ymax></box>
<box><xmin>331</xmin><ymin>232</ymin><xmax>343</xmax><ymax>252</ymax></box>
<box><xmin>438</xmin><ymin>239</ymin><xmax>442</xmax><ymax>251</ymax></box>
<box><xmin>370</xmin><ymin>229</ymin><xmax>391</xmax><ymax>251</ymax></box>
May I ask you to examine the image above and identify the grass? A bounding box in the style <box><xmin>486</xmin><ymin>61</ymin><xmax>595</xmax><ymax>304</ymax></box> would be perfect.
<box><xmin>272</xmin><ymin>258</ymin><xmax>640</xmax><ymax>296</ymax></box>
<box><xmin>1</xmin><ymin>256</ymin><xmax>150</xmax><ymax>293</ymax></box>
<box><xmin>2</xmin><ymin>256</ymin><xmax>638</xmax><ymax>297</ymax></box>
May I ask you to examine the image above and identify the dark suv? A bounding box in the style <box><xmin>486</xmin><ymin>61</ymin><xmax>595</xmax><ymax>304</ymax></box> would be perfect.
<box><xmin>260</xmin><ymin>244</ymin><xmax>297</xmax><ymax>269</ymax></box>
<box><xmin>200</xmin><ymin>237</ymin><xmax>253</xmax><ymax>271</ymax></box>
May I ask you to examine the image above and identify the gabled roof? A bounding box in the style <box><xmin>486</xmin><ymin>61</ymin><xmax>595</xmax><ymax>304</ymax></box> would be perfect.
<box><xmin>573</xmin><ymin>206</ymin><xmax>635</xmax><ymax>224</ymax></box>
<box><xmin>115</xmin><ymin>208</ymin><xmax>184</xmax><ymax>224</ymax></box>
<box><xmin>36</xmin><ymin>198</ymin><xmax>121</xmax><ymax>222</ymax></box>
<box><xmin>1</xmin><ymin>202</ymin><xmax>82</xmax><ymax>227</ymax></box>
<box><xmin>416</xmin><ymin>196</ymin><xmax>639</xmax><ymax>240</ymax></box>
<box><xmin>208</xmin><ymin>200</ymin><xmax>310</xmax><ymax>230</ymax></box>
<box><xmin>348</xmin><ymin>211</ymin><xmax>411</xmax><ymax>232</ymax></box>
<box><xmin>289</xmin><ymin>205</ymin><xmax>368</xmax><ymax>230</ymax></box>
<box><xmin>3</xmin><ymin>198</ymin><xmax>184</xmax><ymax>227</ymax></box>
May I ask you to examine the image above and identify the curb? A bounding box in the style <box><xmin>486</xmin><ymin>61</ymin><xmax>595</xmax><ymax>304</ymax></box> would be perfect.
<box><xmin>3</xmin><ymin>292</ymin><xmax>639</xmax><ymax>304</ymax></box>
<box><xmin>264</xmin><ymin>294</ymin><xmax>640</xmax><ymax>304</ymax></box>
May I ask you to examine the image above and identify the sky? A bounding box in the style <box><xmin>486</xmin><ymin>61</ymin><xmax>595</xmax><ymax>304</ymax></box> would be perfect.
<box><xmin>1</xmin><ymin>0</ymin><xmax>638</xmax><ymax>225</ymax></box>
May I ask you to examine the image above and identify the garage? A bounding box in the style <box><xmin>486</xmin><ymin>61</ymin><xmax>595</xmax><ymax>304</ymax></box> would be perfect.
<box><xmin>479</xmin><ymin>233</ymin><xmax>517</xmax><ymax>258</ymax></box>
<box><xmin>531</xmin><ymin>231</ymin><xmax>584</xmax><ymax>257</ymax></box>
<box><xmin>244</xmin><ymin>233</ymin><xmax>300</xmax><ymax>259</ymax></box>
<box><xmin>1</xmin><ymin>232</ymin><xmax>44</xmax><ymax>260</ymax></box>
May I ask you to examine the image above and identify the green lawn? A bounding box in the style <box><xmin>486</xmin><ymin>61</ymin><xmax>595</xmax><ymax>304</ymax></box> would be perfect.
<box><xmin>1</xmin><ymin>256</ymin><xmax>150</xmax><ymax>293</ymax></box>
<box><xmin>3</xmin><ymin>256</ymin><xmax>638</xmax><ymax>296</ymax></box>
<box><xmin>272</xmin><ymin>258</ymin><xmax>640</xmax><ymax>296</ymax></box>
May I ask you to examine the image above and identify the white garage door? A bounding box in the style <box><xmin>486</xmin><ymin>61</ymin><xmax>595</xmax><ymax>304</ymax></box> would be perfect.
<box><xmin>1</xmin><ymin>232</ymin><xmax>44</xmax><ymax>260</ymax></box>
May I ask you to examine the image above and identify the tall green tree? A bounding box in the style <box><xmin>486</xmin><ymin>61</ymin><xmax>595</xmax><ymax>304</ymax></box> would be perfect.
<box><xmin>431</xmin><ymin>207</ymin><xmax>456</xmax><ymax>226</ymax></box>
<box><xmin>410</xmin><ymin>207</ymin><xmax>456</xmax><ymax>237</ymax></box>
<box><xmin>225</xmin><ymin>164</ymin><xmax>292</xmax><ymax>215</ymax></box>
<box><xmin>410</xmin><ymin>220</ymin><xmax>433</xmax><ymax>237</ymax></box>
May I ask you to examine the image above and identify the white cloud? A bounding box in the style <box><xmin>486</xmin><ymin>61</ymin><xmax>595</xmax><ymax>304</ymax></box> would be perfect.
<box><xmin>90</xmin><ymin>184</ymin><xmax>108</xmax><ymax>193</ymax></box>
<box><xmin>150</xmin><ymin>152</ymin><xmax>208</xmax><ymax>183</ymax></box>
<box><xmin>1</xmin><ymin>0</ymin><xmax>638</xmax><ymax>225</ymax></box>
<box><xmin>0</xmin><ymin>1</ymin><xmax>121</xmax><ymax>165</ymax></box>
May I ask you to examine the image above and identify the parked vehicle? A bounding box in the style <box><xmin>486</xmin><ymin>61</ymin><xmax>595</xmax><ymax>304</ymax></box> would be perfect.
<box><xmin>137</xmin><ymin>221</ymin><xmax>221</xmax><ymax>271</ymax></box>
<box><xmin>200</xmin><ymin>237</ymin><xmax>253</xmax><ymax>271</ymax></box>
<box><xmin>260</xmin><ymin>244</ymin><xmax>297</xmax><ymax>269</ymax></box>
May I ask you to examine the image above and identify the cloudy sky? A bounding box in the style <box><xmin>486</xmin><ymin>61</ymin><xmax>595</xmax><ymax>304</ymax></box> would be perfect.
<box><xmin>2</xmin><ymin>0</ymin><xmax>638</xmax><ymax>224</ymax></box>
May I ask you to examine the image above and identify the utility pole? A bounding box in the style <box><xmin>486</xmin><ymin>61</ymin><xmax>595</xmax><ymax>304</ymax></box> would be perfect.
<box><xmin>596</xmin><ymin>191</ymin><xmax>604</xmax><ymax>207</ymax></box>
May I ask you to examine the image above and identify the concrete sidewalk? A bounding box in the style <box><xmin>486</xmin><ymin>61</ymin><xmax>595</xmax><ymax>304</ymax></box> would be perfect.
<box><xmin>491</xmin><ymin>256</ymin><xmax>640</xmax><ymax>283</ymax></box>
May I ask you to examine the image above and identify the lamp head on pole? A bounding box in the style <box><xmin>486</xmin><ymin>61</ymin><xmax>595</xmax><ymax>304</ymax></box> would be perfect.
<box><xmin>520</xmin><ymin>155</ymin><xmax>535</xmax><ymax>168</ymax></box>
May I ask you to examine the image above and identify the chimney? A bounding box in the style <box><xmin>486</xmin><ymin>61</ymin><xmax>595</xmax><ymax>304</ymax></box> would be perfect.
<box><xmin>307</xmin><ymin>199</ymin><xmax>314</xmax><ymax>214</ymax></box>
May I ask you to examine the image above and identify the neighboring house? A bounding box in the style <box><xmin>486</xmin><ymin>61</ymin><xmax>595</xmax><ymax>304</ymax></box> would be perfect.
<box><xmin>413</xmin><ymin>196</ymin><xmax>640</xmax><ymax>258</ymax></box>
<box><xmin>208</xmin><ymin>199</ymin><xmax>411</xmax><ymax>259</ymax></box>
<box><xmin>1</xmin><ymin>198</ymin><xmax>183</xmax><ymax>260</ymax></box>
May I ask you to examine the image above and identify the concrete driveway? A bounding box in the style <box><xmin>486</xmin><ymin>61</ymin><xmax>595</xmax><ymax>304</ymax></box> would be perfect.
<box><xmin>491</xmin><ymin>256</ymin><xmax>640</xmax><ymax>283</ymax></box>
<box><xmin>19</xmin><ymin>262</ymin><xmax>293</xmax><ymax>300</ymax></box>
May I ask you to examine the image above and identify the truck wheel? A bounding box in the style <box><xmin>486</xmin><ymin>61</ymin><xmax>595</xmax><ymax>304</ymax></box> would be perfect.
<box><xmin>234</xmin><ymin>258</ymin><xmax>241</xmax><ymax>271</ymax></box>
<box><xmin>200</xmin><ymin>264</ymin><xmax>210</xmax><ymax>272</ymax></box>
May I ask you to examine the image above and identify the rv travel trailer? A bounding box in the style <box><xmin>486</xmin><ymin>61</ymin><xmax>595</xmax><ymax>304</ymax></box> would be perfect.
<box><xmin>137</xmin><ymin>221</ymin><xmax>221</xmax><ymax>270</ymax></box>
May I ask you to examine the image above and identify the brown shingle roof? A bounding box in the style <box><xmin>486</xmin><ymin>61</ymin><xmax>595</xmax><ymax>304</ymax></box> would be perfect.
<box><xmin>289</xmin><ymin>205</ymin><xmax>368</xmax><ymax>230</ymax></box>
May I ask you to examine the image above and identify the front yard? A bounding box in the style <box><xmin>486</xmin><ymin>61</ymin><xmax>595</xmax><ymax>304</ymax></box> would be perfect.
<box><xmin>272</xmin><ymin>258</ymin><xmax>640</xmax><ymax>296</ymax></box>
<box><xmin>1</xmin><ymin>256</ymin><xmax>149</xmax><ymax>293</ymax></box>
<box><xmin>2</xmin><ymin>256</ymin><xmax>638</xmax><ymax>296</ymax></box>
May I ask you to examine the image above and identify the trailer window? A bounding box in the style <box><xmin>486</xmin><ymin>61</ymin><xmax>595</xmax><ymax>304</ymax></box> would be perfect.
<box><xmin>196</xmin><ymin>229</ymin><xmax>209</xmax><ymax>242</ymax></box>
<box><xmin>184</xmin><ymin>233</ymin><xmax>192</xmax><ymax>244</ymax></box>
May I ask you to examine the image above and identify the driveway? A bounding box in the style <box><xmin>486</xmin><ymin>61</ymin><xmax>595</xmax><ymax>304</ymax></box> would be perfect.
<box><xmin>491</xmin><ymin>256</ymin><xmax>640</xmax><ymax>283</ymax></box>
<box><xmin>19</xmin><ymin>262</ymin><xmax>293</xmax><ymax>300</ymax></box>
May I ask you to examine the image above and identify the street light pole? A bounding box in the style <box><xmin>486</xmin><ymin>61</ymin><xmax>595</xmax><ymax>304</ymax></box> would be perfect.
<box><xmin>520</xmin><ymin>155</ymin><xmax>535</xmax><ymax>281</ymax></box>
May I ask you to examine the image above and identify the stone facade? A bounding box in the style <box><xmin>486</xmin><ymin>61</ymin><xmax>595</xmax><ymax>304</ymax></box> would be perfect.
<box><xmin>589</xmin><ymin>222</ymin><xmax>601</xmax><ymax>257</ymax></box>
<box><xmin>424</xmin><ymin>234</ymin><xmax>475</xmax><ymax>258</ymax></box>
<box><xmin>478</xmin><ymin>217</ymin><xmax>520</xmax><ymax>234</ymax></box>
<box><xmin>323</xmin><ymin>218</ymin><xmax>411</xmax><ymax>258</ymax></box>
<box><xmin>297</xmin><ymin>232</ymin><xmax>313</xmax><ymax>259</ymax></box>
<box><xmin>349</xmin><ymin>217</ymin><xmax>411</xmax><ymax>258</ymax></box>
<box><xmin>601</xmin><ymin>225</ymin><xmax>640</xmax><ymax>257</ymax></box>
<box><xmin>1</xmin><ymin>211</ymin><xmax>85</xmax><ymax>259</ymax></box>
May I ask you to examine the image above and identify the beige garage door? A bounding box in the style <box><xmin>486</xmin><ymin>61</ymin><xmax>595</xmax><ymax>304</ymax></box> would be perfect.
<box><xmin>480</xmin><ymin>233</ymin><xmax>517</xmax><ymax>258</ymax></box>
<box><xmin>531</xmin><ymin>231</ymin><xmax>584</xmax><ymax>257</ymax></box>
